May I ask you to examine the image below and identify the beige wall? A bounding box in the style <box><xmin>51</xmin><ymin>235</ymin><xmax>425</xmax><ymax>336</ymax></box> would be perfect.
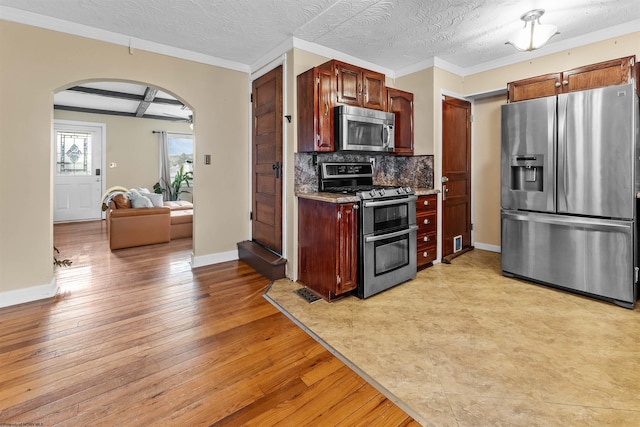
<box><xmin>54</xmin><ymin>110</ymin><xmax>192</xmax><ymax>190</ymax></box>
<box><xmin>288</xmin><ymin>49</ymin><xmax>331</xmax><ymax>279</ymax></box>
<box><xmin>470</xmin><ymin>95</ymin><xmax>503</xmax><ymax>246</ymax></box>
<box><xmin>0</xmin><ymin>21</ymin><xmax>248</xmax><ymax>297</ymax></box>
<box><xmin>464</xmin><ymin>32</ymin><xmax>640</xmax><ymax>248</ymax></box>
<box><xmin>2</xmin><ymin>17</ymin><xmax>638</xmax><ymax>302</ymax></box>
<box><xmin>394</xmin><ymin>68</ymin><xmax>434</xmax><ymax>155</ymax></box>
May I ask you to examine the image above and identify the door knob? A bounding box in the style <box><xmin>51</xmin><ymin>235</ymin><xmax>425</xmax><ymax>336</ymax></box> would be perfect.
<box><xmin>272</xmin><ymin>161</ymin><xmax>281</xmax><ymax>179</ymax></box>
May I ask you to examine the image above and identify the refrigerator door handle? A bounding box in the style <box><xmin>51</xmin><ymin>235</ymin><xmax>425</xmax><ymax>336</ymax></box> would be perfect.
<box><xmin>502</xmin><ymin>210</ymin><xmax>632</xmax><ymax>231</ymax></box>
<box><xmin>557</xmin><ymin>95</ymin><xmax>568</xmax><ymax>212</ymax></box>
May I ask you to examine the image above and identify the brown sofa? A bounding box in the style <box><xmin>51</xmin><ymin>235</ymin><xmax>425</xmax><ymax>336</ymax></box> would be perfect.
<box><xmin>164</xmin><ymin>201</ymin><xmax>194</xmax><ymax>240</ymax></box>
<box><xmin>107</xmin><ymin>199</ymin><xmax>193</xmax><ymax>250</ymax></box>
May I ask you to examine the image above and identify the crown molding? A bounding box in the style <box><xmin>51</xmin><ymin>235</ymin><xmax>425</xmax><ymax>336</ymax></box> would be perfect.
<box><xmin>2</xmin><ymin>5</ymin><xmax>638</xmax><ymax>80</ymax></box>
<box><xmin>0</xmin><ymin>6</ymin><xmax>250</xmax><ymax>73</ymax></box>
<box><xmin>289</xmin><ymin>37</ymin><xmax>396</xmax><ymax>78</ymax></box>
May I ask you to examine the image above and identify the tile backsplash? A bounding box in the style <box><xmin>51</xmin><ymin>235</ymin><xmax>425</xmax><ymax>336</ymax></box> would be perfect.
<box><xmin>295</xmin><ymin>152</ymin><xmax>434</xmax><ymax>193</ymax></box>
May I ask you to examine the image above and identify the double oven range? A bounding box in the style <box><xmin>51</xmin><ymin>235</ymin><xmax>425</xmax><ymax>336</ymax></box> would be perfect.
<box><xmin>320</xmin><ymin>162</ymin><xmax>417</xmax><ymax>298</ymax></box>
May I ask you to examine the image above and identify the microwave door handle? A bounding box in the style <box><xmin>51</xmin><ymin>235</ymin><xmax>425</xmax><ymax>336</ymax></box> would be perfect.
<box><xmin>383</xmin><ymin>124</ymin><xmax>391</xmax><ymax>148</ymax></box>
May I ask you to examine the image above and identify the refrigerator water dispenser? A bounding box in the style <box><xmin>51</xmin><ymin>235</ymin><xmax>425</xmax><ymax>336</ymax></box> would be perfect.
<box><xmin>510</xmin><ymin>155</ymin><xmax>544</xmax><ymax>192</ymax></box>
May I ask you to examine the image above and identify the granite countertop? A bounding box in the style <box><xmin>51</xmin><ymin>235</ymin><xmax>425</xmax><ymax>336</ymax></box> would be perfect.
<box><xmin>297</xmin><ymin>188</ymin><xmax>440</xmax><ymax>204</ymax></box>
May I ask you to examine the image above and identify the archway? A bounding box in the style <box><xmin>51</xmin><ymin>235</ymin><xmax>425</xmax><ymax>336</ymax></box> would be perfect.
<box><xmin>52</xmin><ymin>80</ymin><xmax>195</xmax><ymax>253</ymax></box>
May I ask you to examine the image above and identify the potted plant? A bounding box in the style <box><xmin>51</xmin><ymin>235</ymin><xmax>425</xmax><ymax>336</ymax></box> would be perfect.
<box><xmin>54</xmin><ymin>246</ymin><xmax>72</xmax><ymax>268</ymax></box>
<box><xmin>154</xmin><ymin>162</ymin><xmax>193</xmax><ymax>201</ymax></box>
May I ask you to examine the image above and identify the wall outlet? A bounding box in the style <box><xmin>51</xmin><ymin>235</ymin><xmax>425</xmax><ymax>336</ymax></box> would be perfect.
<box><xmin>204</xmin><ymin>154</ymin><xmax>211</xmax><ymax>165</ymax></box>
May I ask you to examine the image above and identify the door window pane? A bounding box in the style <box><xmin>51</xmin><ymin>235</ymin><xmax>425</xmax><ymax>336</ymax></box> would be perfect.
<box><xmin>56</xmin><ymin>131</ymin><xmax>91</xmax><ymax>176</ymax></box>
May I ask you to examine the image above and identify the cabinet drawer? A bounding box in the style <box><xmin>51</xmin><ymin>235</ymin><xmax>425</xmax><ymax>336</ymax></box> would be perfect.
<box><xmin>417</xmin><ymin>232</ymin><xmax>436</xmax><ymax>247</ymax></box>
<box><xmin>417</xmin><ymin>246</ymin><xmax>437</xmax><ymax>266</ymax></box>
<box><xmin>416</xmin><ymin>195</ymin><xmax>437</xmax><ymax>212</ymax></box>
<box><xmin>417</xmin><ymin>211</ymin><xmax>437</xmax><ymax>233</ymax></box>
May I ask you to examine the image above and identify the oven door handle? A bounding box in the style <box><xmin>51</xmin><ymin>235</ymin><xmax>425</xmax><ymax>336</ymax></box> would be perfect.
<box><xmin>362</xmin><ymin>195</ymin><xmax>417</xmax><ymax>208</ymax></box>
<box><xmin>364</xmin><ymin>225</ymin><xmax>418</xmax><ymax>243</ymax></box>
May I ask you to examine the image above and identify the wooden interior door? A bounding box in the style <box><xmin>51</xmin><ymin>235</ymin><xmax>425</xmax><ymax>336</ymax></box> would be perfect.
<box><xmin>252</xmin><ymin>66</ymin><xmax>283</xmax><ymax>254</ymax></box>
<box><xmin>441</xmin><ymin>96</ymin><xmax>471</xmax><ymax>258</ymax></box>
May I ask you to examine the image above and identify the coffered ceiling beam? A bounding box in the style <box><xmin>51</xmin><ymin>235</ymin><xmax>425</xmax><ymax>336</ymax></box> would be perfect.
<box><xmin>67</xmin><ymin>86</ymin><xmax>184</xmax><ymax>106</ymax></box>
<box><xmin>135</xmin><ymin>87</ymin><xmax>158</xmax><ymax>117</ymax></box>
<box><xmin>54</xmin><ymin>104</ymin><xmax>189</xmax><ymax>122</ymax></box>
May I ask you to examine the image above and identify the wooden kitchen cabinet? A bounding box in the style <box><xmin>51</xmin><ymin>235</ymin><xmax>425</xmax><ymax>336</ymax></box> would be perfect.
<box><xmin>386</xmin><ymin>88</ymin><xmax>414</xmax><ymax>155</ymax></box>
<box><xmin>416</xmin><ymin>194</ymin><xmax>438</xmax><ymax>268</ymax></box>
<box><xmin>297</xmin><ymin>59</ymin><xmax>388</xmax><ymax>152</ymax></box>
<box><xmin>508</xmin><ymin>56</ymin><xmax>636</xmax><ymax>102</ymax></box>
<box><xmin>298</xmin><ymin>198</ymin><xmax>358</xmax><ymax>300</ymax></box>
<box><xmin>297</xmin><ymin>66</ymin><xmax>334</xmax><ymax>152</ymax></box>
<box><xmin>322</xmin><ymin>60</ymin><xmax>386</xmax><ymax>110</ymax></box>
<box><xmin>507</xmin><ymin>73</ymin><xmax>562</xmax><ymax>102</ymax></box>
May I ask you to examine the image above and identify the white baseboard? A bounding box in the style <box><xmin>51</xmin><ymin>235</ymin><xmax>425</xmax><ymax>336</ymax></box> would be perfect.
<box><xmin>0</xmin><ymin>278</ymin><xmax>58</xmax><ymax>308</ymax></box>
<box><xmin>474</xmin><ymin>242</ymin><xmax>501</xmax><ymax>253</ymax></box>
<box><xmin>191</xmin><ymin>249</ymin><xmax>239</xmax><ymax>268</ymax></box>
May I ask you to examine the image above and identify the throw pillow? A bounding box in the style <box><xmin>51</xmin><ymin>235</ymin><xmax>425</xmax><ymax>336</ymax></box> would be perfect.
<box><xmin>128</xmin><ymin>189</ymin><xmax>153</xmax><ymax>208</ymax></box>
<box><xmin>140</xmin><ymin>191</ymin><xmax>164</xmax><ymax>207</ymax></box>
<box><xmin>113</xmin><ymin>193</ymin><xmax>131</xmax><ymax>209</ymax></box>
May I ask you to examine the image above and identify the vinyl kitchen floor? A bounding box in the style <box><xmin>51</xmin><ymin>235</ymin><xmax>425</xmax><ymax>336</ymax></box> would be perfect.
<box><xmin>265</xmin><ymin>250</ymin><xmax>640</xmax><ymax>427</ymax></box>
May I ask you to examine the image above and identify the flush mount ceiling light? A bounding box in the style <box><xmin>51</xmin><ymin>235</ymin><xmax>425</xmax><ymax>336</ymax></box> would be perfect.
<box><xmin>506</xmin><ymin>9</ymin><xmax>559</xmax><ymax>52</ymax></box>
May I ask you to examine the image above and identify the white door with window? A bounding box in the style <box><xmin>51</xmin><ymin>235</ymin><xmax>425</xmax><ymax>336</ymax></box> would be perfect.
<box><xmin>53</xmin><ymin>120</ymin><xmax>105</xmax><ymax>222</ymax></box>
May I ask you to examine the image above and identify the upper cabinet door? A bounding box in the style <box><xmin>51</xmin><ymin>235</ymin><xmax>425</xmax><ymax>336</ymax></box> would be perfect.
<box><xmin>561</xmin><ymin>56</ymin><xmax>634</xmax><ymax>93</ymax></box>
<box><xmin>508</xmin><ymin>56</ymin><xmax>636</xmax><ymax>102</ymax></box>
<box><xmin>362</xmin><ymin>71</ymin><xmax>385</xmax><ymax>110</ymax></box>
<box><xmin>508</xmin><ymin>73</ymin><xmax>561</xmax><ymax>102</ymax></box>
<box><xmin>386</xmin><ymin>88</ymin><xmax>414</xmax><ymax>155</ymax></box>
<box><xmin>335</xmin><ymin>63</ymin><xmax>361</xmax><ymax>106</ymax></box>
<box><xmin>332</xmin><ymin>61</ymin><xmax>386</xmax><ymax>110</ymax></box>
<box><xmin>297</xmin><ymin>67</ymin><xmax>334</xmax><ymax>152</ymax></box>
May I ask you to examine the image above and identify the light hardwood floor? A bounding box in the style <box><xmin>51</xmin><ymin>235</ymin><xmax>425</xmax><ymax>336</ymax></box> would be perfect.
<box><xmin>0</xmin><ymin>221</ymin><xmax>418</xmax><ymax>426</ymax></box>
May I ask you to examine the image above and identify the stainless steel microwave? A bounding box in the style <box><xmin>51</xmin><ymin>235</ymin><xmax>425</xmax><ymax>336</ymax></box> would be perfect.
<box><xmin>335</xmin><ymin>105</ymin><xmax>395</xmax><ymax>152</ymax></box>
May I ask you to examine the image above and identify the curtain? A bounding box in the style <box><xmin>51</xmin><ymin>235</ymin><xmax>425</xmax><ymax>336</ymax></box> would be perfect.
<box><xmin>158</xmin><ymin>131</ymin><xmax>171</xmax><ymax>201</ymax></box>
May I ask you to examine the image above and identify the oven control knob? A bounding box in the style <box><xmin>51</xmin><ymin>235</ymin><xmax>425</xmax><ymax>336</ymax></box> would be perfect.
<box><xmin>396</xmin><ymin>188</ymin><xmax>404</xmax><ymax>194</ymax></box>
<box><xmin>404</xmin><ymin>186</ymin><xmax>412</xmax><ymax>193</ymax></box>
<box><xmin>378</xmin><ymin>189</ymin><xmax>385</xmax><ymax>196</ymax></box>
<box><xmin>369</xmin><ymin>190</ymin><xmax>376</xmax><ymax>197</ymax></box>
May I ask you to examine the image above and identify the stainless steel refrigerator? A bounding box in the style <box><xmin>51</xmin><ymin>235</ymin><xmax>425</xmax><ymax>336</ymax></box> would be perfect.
<box><xmin>501</xmin><ymin>83</ymin><xmax>639</xmax><ymax>308</ymax></box>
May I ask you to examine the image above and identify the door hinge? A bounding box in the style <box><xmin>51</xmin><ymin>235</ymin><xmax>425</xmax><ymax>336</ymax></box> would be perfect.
<box><xmin>337</xmin><ymin>211</ymin><xmax>342</xmax><ymax>220</ymax></box>
<box><xmin>470</xmin><ymin>114</ymin><xmax>474</xmax><ymax>123</ymax></box>
<box><xmin>250</xmin><ymin>93</ymin><xmax>253</xmax><ymax>102</ymax></box>
<box><xmin>337</xmin><ymin>275</ymin><xmax>341</xmax><ymax>284</ymax></box>
<box><xmin>470</xmin><ymin>223</ymin><xmax>474</xmax><ymax>230</ymax></box>
<box><xmin>249</xmin><ymin>211</ymin><xmax>253</xmax><ymax>221</ymax></box>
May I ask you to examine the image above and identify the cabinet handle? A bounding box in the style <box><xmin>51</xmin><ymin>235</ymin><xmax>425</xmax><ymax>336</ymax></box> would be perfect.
<box><xmin>555</xmin><ymin>82</ymin><xmax>561</xmax><ymax>88</ymax></box>
<box><xmin>423</xmin><ymin>236</ymin><xmax>430</xmax><ymax>242</ymax></box>
<box><xmin>423</xmin><ymin>200</ymin><xmax>429</xmax><ymax>206</ymax></box>
<box><xmin>423</xmin><ymin>251</ymin><xmax>429</xmax><ymax>258</ymax></box>
<box><xmin>562</xmin><ymin>80</ymin><xmax>568</xmax><ymax>86</ymax></box>
<box><xmin>423</xmin><ymin>219</ymin><xmax>430</xmax><ymax>225</ymax></box>
<box><xmin>353</xmin><ymin>204</ymin><xmax>359</xmax><ymax>210</ymax></box>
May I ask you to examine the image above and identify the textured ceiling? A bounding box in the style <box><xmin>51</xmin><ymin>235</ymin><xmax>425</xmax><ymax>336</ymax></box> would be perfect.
<box><xmin>1</xmin><ymin>0</ymin><xmax>639</xmax><ymax>75</ymax></box>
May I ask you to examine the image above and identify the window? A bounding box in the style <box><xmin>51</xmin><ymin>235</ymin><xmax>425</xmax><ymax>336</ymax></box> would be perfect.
<box><xmin>167</xmin><ymin>132</ymin><xmax>193</xmax><ymax>181</ymax></box>
<box><xmin>55</xmin><ymin>131</ymin><xmax>92</xmax><ymax>176</ymax></box>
